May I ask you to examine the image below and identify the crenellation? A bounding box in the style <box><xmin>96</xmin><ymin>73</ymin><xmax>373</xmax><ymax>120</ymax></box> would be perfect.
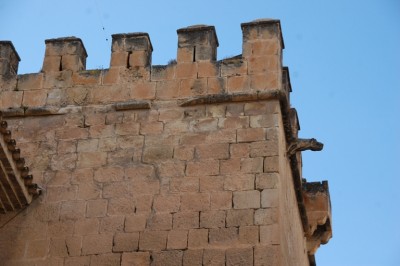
<box><xmin>177</xmin><ymin>25</ymin><xmax>218</xmax><ymax>62</ymax></box>
<box><xmin>0</xmin><ymin>41</ymin><xmax>20</xmax><ymax>76</ymax></box>
<box><xmin>111</xmin><ymin>33</ymin><xmax>153</xmax><ymax>71</ymax></box>
<box><xmin>43</xmin><ymin>37</ymin><xmax>87</xmax><ymax>72</ymax></box>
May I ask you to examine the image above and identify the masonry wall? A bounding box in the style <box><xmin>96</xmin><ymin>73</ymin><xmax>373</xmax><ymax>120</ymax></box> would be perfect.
<box><xmin>0</xmin><ymin>20</ymin><xmax>312</xmax><ymax>266</ymax></box>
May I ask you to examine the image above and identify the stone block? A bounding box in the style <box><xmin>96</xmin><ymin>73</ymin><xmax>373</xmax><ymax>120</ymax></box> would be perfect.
<box><xmin>261</xmin><ymin>188</ymin><xmax>279</xmax><ymax>208</ymax></box>
<box><xmin>22</xmin><ymin>90</ymin><xmax>47</xmax><ymax>107</ymax></box>
<box><xmin>250</xmin><ymin>140</ymin><xmax>279</xmax><ymax>158</ymax></box>
<box><xmin>226</xmin><ymin>103</ymin><xmax>244</xmax><ymax>117</ymax></box>
<box><xmin>241</xmin><ymin>157</ymin><xmax>264</xmax><ymax>173</ymax></box>
<box><xmin>186</xmin><ymin>160</ymin><xmax>219</xmax><ymax>176</ymax></box>
<box><xmin>77</xmin><ymin>151</ymin><xmax>107</xmax><ymax>168</ymax></box>
<box><xmin>167</xmin><ymin>230</ymin><xmax>188</xmax><ymax>249</ymax></box>
<box><xmin>224</xmin><ymin>174</ymin><xmax>255</xmax><ymax>191</ymax></box>
<box><xmin>115</xmin><ymin>121</ymin><xmax>141</xmax><ymax>136</ymax></box>
<box><xmin>140</xmin><ymin>121</ymin><xmax>163</xmax><ymax>135</ymax></box>
<box><xmin>155</xmin><ymin>80</ymin><xmax>180</xmax><ymax>100</ymax></box>
<box><xmin>220</xmin><ymin>158</ymin><xmax>241</xmax><ymax>175</ymax></box>
<box><xmin>227</xmin><ymin>75</ymin><xmax>251</xmax><ymax>93</ymax></box>
<box><xmin>179</xmin><ymin>78</ymin><xmax>208</xmax><ymax>97</ymax></box>
<box><xmin>210</xmin><ymin>191</ymin><xmax>232</xmax><ymax>210</ymax></box>
<box><xmin>260</xmin><ymin>224</ymin><xmax>279</xmax><ymax>244</ymax></box>
<box><xmin>229</xmin><ymin>143</ymin><xmax>250</xmax><ymax>158</ymax></box>
<box><xmin>250</xmin><ymin>73</ymin><xmax>278</xmax><ymax>90</ymax></box>
<box><xmin>46</xmin><ymin>185</ymin><xmax>77</xmax><ymax>202</ymax></box>
<box><xmin>254</xmin><ymin>245</ymin><xmax>281</xmax><ymax>266</ymax></box>
<box><xmin>89</xmin><ymin>124</ymin><xmax>115</xmax><ymax>138</ymax></box>
<box><xmin>99</xmin><ymin>215</ymin><xmax>125</xmax><ymax>233</ymax></box>
<box><xmin>183</xmin><ymin>249</ymin><xmax>203</xmax><ymax>266</ymax></box>
<box><xmin>94</xmin><ymin>167</ymin><xmax>124</xmax><ymax>183</ymax></box>
<box><xmin>121</xmin><ymin>252</ymin><xmax>150</xmax><ymax>266</ymax></box>
<box><xmin>107</xmin><ymin>197</ymin><xmax>135</xmax><ymax>216</ymax></box>
<box><xmin>218</xmin><ymin>116</ymin><xmax>249</xmax><ymax>129</ymax></box>
<box><xmin>125</xmin><ymin>214</ymin><xmax>147</xmax><ymax>232</ymax></box>
<box><xmin>86</xmin><ymin>199</ymin><xmax>108</xmax><ymax>217</ymax></box>
<box><xmin>195</xmin><ymin>143</ymin><xmax>229</xmax><ymax>159</ymax></box>
<box><xmin>65</xmin><ymin>256</ymin><xmax>91</xmax><ymax>266</ymax></box>
<box><xmin>226</xmin><ymin>209</ymin><xmax>254</xmax><ymax>227</ymax></box>
<box><xmin>133</xmin><ymin>194</ymin><xmax>153</xmax><ymax>212</ymax></box>
<box><xmin>181</xmin><ymin>192</ymin><xmax>210</xmax><ymax>211</ymax></box>
<box><xmin>73</xmin><ymin>218</ymin><xmax>99</xmax><ymax>235</ymax></box>
<box><xmin>50</xmin><ymin>153</ymin><xmax>78</xmax><ymax>171</ymax></box>
<box><xmin>264</xmin><ymin>156</ymin><xmax>279</xmax><ymax>173</ymax></box>
<box><xmin>200</xmin><ymin>210</ymin><xmax>226</xmax><ymax>228</ymax></box>
<box><xmin>65</xmin><ymin>236</ymin><xmax>82</xmax><ymax>256</ymax></box>
<box><xmin>113</xmin><ymin>232</ymin><xmax>139</xmax><ymax>252</ymax></box>
<box><xmin>254</xmin><ymin>208</ymin><xmax>278</xmax><ymax>225</ymax></box>
<box><xmin>142</xmin><ymin>145</ymin><xmax>173</xmax><ymax>163</ymax></box>
<box><xmin>90</xmin><ymin>253</ymin><xmax>121</xmax><ymax>266</ymax></box>
<box><xmin>139</xmin><ymin>230</ymin><xmax>168</xmax><ymax>251</ymax></box>
<box><xmin>125</xmin><ymin>164</ymin><xmax>155</xmax><ymax>180</ymax></box>
<box><xmin>17</xmin><ymin>73</ymin><xmax>43</xmax><ymax>90</ymax></box>
<box><xmin>173</xmin><ymin>145</ymin><xmax>194</xmax><ymax>161</ymax></box>
<box><xmin>203</xmin><ymin>249</ymin><xmax>225</xmax><ymax>266</ymax></box>
<box><xmin>77</xmin><ymin>139</ymin><xmax>98</xmax><ymax>152</ymax></box>
<box><xmin>205</xmin><ymin>129</ymin><xmax>237</xmax><ymax>144</ymax></box>
<box><xmin>188</xmin><ymin>228</ymin><xmax>208</xmax><ymax>248</ymax></box>
<box><xmin>102</xmin><ymin>181</ymin><xmax>133</xmax><ymax>199</ymax></box>
<box><xmin>239</xmin><ymin>226</ymin><xmax>259</xmax><ymax>245</ymax></box>
<box><xmin>176</xmin><ymin>62</ymin><xmax>197</xmax><ymax>78</ymax></box>
<box><xmin>198</xmin><ymin>61</ymin><xmax>218</xmax><ymax>77</ymax></box>
<box><xmin>77</xmin><ymin>182</ymin><xmax>101</xmax><ymax>200</ymax></box>
<box><xmin>60</xmin><ymin>200</ymin><xmax>86</xmax><ymax>221</ymax></box>
<box><xmin>25</xmin><ymin>239</ymin><xmax>49</xmax><ymax>259</ymax></box>
<box><xmin>233</xmin><ymin>190</ymin><xmax>260</xmax><ymax>209</ymax></box>
<box><xmin>209</xmin><ymin>227</ymin><xmax>238</xmax><ymax>245</ymax></box>
<box><xmin>152</xmin><ymin>250</ymin><xmax>184</xmax><ymax>266</ymax></box>
<box><xmin>48</xmin><ymin>220</ymin><xmax>74</xmax><ymax>238</ymax></box>
<box><xmin>237</xmin><ymin>128</ymin><xmax>266</xmax><ymax>143</ymax></box>
<box><xmin>248</xmin><ymin>55</ymin><xmax>279</xmax><ymax>74</ymax></box>
<box><xmin>226</xmin><ymin>247</ymin><xmax>253</xmax><ymax>266</ymax></box>
<box><xmin>207</xmin><ymin>77</ymin><xmax>226</xmax><ymax>94</ymax></box>
<box><xmin>244</xmin><ymin>101</ymin><xmax>279</xmax><ymax>116</ymax></box>
<box><xmin>188</xmin><ymin>117</ymin><xmax>218</xmax><ymax>132</ymax></box>
<box><xmin>146</xmin><ymin>212</ymin><xmax>172</xmax><ymax>230</ymax></box>
<box><xmin>153</xmin><ymin>194</ymin><xmax>181</xmax><ymax>213</ymax></box>
<box><xmin>72</xmin><ymin>70</ymin><xmax>101</xmax><ymax>85</ymax></box>
<box><xmin>250</xmin><ymin>114</ymin><xmax>279</xmax><ymax>128</ymax></box>
<box><xmin>200</xmin><ymin>176</ymin><xmax>224</xmax><ymax>192</ymax></box>
<box><xmin>158</xmin><ymin>161</ymin><xmax>186</xmax><ymax>178</ymax></box>
<box><xmin>81</xmin><ymin>234</ymin><xmax>113</xmax><ymax>255</ymax></box>
<box><xmin>256</xmin><ymin>173</ymin><xmax>279</xmax><ymax>189</ymax></box>
<box><xmin>173</xmin><ymin>211</ymin><xmax>199</xmax><ymax>229</ymax></box>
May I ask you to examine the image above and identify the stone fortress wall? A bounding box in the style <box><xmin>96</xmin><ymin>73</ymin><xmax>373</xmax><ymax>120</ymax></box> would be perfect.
<box><xmin>0</xmin><ymin>19</ymin><xmax>332</xmax><ymax>265</ymax></box>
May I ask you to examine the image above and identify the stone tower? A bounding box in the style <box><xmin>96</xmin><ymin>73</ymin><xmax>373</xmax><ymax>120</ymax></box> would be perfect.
<box><xmin>0</xmin><ymin>19</ymin><xmax>332</xmax><ymax>265</ymax></box>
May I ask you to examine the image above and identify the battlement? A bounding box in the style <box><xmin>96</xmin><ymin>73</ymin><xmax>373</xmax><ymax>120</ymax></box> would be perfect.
<box><xmin>0</xmin><ymin>19</ymin><xmax>285</xmax><ymax>111</ymax></box>
<box><xmin>0</xmin><ymin>19</ymin><xmax>331</xmax><ymax>265</ymax></box>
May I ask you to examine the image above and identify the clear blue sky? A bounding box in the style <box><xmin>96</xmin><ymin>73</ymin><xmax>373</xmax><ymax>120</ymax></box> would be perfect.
<box><xmin>1</xmin><ymin>1</ymin><xmax>399</xmax><ymax>265</ymax></box>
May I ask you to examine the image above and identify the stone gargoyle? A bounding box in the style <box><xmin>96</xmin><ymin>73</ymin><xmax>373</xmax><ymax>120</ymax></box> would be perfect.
<box><xmin>287</xmin><ymin>138</ymin><xmax>324</xmax><ymax>156</ymax></box>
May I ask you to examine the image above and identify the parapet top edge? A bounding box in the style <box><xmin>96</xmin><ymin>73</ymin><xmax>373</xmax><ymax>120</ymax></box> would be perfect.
<box><xmin>45</xmin><ymin>37</ymin><xmax>88</xmax><ymax>57</ymax></box>
<box><xmin>240</xmin><ymin>18</ymin><xmax>281</xmax><ymax>27</ymax></box>
<box><xmin>177</xmin><ymin>25</ymin><xmax>219</xmax><ymax>47</ymax></box>
<box><xmin>45</xmin><ymin>36</ymin><xmax>82</xmax><ymax>43</ymax></box>
<box><xmin>0</xmin><ymin>41</ymin><xmax>21</xmax><ymax>61</ymax></box>
<box><xmin>241</xmin><ymin>19</ymin><xmax>285</xmax><ymax>49</ymax></box>
<box><xmin>111</xmin><ymin>32</ymin><xmax>151</xmax><ymax>39</ymax></box>
<box><xmin>111</xmin><ymin>32</ymin><xmax>153</xmax><ymax>52</ymax></box>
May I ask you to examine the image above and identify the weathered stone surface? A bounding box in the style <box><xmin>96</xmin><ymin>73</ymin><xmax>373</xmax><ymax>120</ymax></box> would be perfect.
<box><xmin>0</xmin><ymin>19</ymin><xmax>331</xmax><ymax>266</ymax></box>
